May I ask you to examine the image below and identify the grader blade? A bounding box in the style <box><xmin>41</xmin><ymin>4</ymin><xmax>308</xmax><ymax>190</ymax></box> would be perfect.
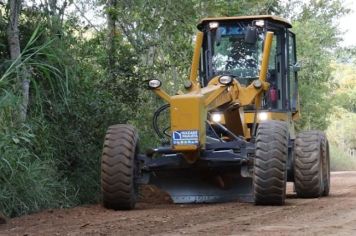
<box><xmin>149</xmin><ymin>170</ymin><xmax>253</xmax><ymax>203</ymax></box>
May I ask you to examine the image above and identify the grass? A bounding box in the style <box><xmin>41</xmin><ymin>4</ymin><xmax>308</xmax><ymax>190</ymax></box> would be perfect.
<box><xmin>330</xmin><ymin>144</ymin><xmax>356</xmax><ymax>171</ymax></box>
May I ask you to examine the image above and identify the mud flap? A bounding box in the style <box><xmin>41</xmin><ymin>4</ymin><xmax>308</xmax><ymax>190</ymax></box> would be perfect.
<box><xmin>149</xmin><ymin>169</ymin><xmax>253</xmax><ymax>203</ymax></box>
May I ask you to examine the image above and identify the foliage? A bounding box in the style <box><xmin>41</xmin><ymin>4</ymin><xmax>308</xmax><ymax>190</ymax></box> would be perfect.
<box><xmin>0</xmin><ymin>122</ymin><xmax>78</xmax><ymax>217</ymax></box>
<box><xmin>283</xmin><ymin>0</ymin><xmax>349</xmax><ymax>131</ymax></box>
<box><xmin>1</xmin><ymin>6</ymin><xmax>141</xmax><ymax>216</ymax></box>
<box><xmin>327</xmin><ymin>59</ymin><xmax>356</xmax><ymax>167</ymax></box>
<box><xmin>330</xmin><ymin>62</ymin><xmax>356</xmax><ymax>113</ymax></box>
<box><xmin>330</xmin><ymin>144</ymin><xmax>356</xmax><ymax>171</ymax></box>
<box><xmin>327</xmin><ymin>107</ymin><xmax>356</xmax><ymax>156</ymax></box>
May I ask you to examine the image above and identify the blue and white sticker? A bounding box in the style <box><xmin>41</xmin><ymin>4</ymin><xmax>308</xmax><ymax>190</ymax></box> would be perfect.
<box><xmin>172</xmin><ymin>130</ymin><xmax>199</xmax><ymax>145</ymax></box>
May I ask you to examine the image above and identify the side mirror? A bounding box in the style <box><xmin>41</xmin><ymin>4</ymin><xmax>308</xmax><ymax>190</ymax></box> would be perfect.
<box><xmin>245</xmin><ymin>26</ymin><xmax>257</xmax><ymax>44</ymax></box>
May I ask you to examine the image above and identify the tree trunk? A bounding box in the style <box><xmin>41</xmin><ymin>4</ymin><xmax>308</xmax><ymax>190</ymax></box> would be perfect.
<box><xmin>7</xmin><ymin>0</ymin><xmax>21</xmax><ymax>60</ymax></box>
<box><xmin>106</xmin><ymin>0</ymin><xmax>117</xmax><ymax>81</ymax></box>
<box><xmin>7</xmin><ymin>0</ymin><xmax>30</xmax><ymax>123</ymax></box>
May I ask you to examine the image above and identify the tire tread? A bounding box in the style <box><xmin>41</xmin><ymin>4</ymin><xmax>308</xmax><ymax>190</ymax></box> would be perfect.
<box><xmin>254</xmin><ymin>120</ymin><xmax>288</xmax><ymax>205</ymax></box>
<box><xmin>294</xmin><ymin>131</ymin><xmax>324</xmax><ymax>198</ymax></box>
<box><xmin>101</xmin><ymin>124</ymin><xmax>138</xmax><ymax>210</ymax></box>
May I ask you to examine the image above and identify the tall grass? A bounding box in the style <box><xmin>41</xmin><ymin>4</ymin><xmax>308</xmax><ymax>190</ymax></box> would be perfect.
<box><xmin>330</xmin><ymin>144</ymin><xmax>356</xmax><ymax>171</ymax></box>
<box><xmin>0</xmin><ymin>26</ymin><xmax>79</xmax><ymax>217</ymax></box>
<box><xmin>0</xmin><ymin>124</ymin><xmax>77</xmax><ymax>216</ymax></box>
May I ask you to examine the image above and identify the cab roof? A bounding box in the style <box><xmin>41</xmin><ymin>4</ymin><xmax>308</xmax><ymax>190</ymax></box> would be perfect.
<box><xmin>197</xmin><ymin>15</ymin><xmax>292</xmax><ymax>30</ymax></box>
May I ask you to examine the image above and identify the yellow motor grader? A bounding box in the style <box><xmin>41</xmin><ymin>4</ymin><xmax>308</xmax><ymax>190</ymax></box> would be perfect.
<box><xmin>101</xmin><ymin>15</ymin><xmax>330</xmax><ymax>210</ymax></box>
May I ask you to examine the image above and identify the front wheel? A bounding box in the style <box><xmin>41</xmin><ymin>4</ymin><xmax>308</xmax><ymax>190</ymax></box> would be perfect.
<box><xmin>101</xmin><ymin>124</ymin><xmax>139</xmax><ymax>210</ymax></box>
<box><xmin>253</xmin><ymin>121</ymin><xmax>289</xmax><ymax>205</ymax></box>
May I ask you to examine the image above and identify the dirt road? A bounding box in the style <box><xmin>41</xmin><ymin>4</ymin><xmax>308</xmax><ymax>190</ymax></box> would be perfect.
<box><xmin>1</xmin><ymin>171</ymin><xmax>356</xmax><ymax>236</ymax></box>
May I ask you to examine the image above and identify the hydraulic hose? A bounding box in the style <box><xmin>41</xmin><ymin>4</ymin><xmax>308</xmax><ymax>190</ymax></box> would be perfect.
<box><xmin>153</xmin><ymin>104</ymin><xmax>170</xmax><ymax>139</ymax></box>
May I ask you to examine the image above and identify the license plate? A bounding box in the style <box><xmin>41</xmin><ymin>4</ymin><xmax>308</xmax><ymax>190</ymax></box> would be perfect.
<box><xmin>172</xmin><ymin>130</ymin><xmax>199</xmax><ymax>145</ymax></box>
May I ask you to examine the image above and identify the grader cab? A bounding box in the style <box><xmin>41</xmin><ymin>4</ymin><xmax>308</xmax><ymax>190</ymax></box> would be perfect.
<box><xmin>101</xmin><ymin>15</ymin><xmax>330</xmax><ymax>209</ymax></box>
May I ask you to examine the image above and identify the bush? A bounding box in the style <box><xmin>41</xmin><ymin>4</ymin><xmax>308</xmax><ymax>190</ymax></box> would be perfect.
<box><xmin>0</xmin><ymin>121</ymin><xmax>77</xmax><ymax>217</ymax></box>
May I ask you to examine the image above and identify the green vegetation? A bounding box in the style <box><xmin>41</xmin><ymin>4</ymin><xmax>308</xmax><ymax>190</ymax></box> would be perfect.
<box><xmin>0</xmin><ymin>0</ymin><xmax>355</xmax><ymax>217</ymax></box>
<box><xmin>330</xmin><ymin>144</ymin><xmax>356</xmax><ymax>171</ymax></box>
<box><xmin>287</xmin><ymin>0</ymin><xmax>349</xmax><ymax>130</ymax></box>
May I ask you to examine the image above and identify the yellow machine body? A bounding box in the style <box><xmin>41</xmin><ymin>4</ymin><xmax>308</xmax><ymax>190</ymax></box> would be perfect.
<box><xmin>153</xmin><ymin>29</ymin><xmax>277</xmax><ymax>155</ymax></box>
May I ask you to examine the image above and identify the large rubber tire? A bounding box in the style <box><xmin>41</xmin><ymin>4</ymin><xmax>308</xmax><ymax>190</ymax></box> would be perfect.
<box><xmin>253</xmin><ymin>120</ymin><xmax>288</xmax><ymax>205</ymax></box>
<box><xmin>101</xmin><ymin>124</ymin><xmax>139</xmax><ymax>210</ymax></box>
<box><xmin>319</xmin><ymin>132</ymin><xmax>330</xmax><ymax>196</ymax></box>
<box><xmin>294</xmin><ymin>131</ymin><xmax>324</xmax><ymax>198</ymax></box>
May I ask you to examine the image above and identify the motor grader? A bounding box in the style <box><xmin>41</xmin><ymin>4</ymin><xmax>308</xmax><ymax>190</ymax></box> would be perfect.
<box><xmin>101</xmin><ymin>15</ymin><xmax>330</xmax><ymax>209</ymax></box>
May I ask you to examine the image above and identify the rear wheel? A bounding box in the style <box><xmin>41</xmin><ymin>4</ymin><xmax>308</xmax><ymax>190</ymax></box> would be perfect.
<box><xmin>319</xmin><ymin>132</ymin><xmax>330</xmax><ymax>196</ymax></box>
<box><xmin>101</xmin><ymin>124</ymin><xmax>139</xmax><ymax>210</ymax></box>
<box><xmin>294</xmin><ymin>131</ymin><xmax>324</xmax><ymax>198</ymax></box>
<box><xmin>253</xmin><ymin>121</ymin><xmax>288</xmax><ymax>205</ymax></box>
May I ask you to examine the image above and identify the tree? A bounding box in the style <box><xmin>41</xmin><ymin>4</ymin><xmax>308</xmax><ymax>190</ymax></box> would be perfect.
<box><xmin>7</xmin><ymin>0</ymin><xmax>30</xmax><ymax>122</ymax></box>
<box><xmin>282</xmin><ymin>0</ymin><xmax>349</xmax><ymax>130</ymax></box>
<box><xmin>106</xmin><ymin>0</ymin><xmax>117</xmax><ymax>81</ymax></box>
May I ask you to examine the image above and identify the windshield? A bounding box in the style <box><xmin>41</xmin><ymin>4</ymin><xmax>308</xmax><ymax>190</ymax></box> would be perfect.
<box><xmin>211</xmin><ymin>25</ymin><xmax>263</xmax><ymax>85</ymax></box>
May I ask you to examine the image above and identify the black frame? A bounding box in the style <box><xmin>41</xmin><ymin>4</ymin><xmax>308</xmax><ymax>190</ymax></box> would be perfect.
<box><xmin>287</xmin><ymin>31</ymin><xmax>299</xmax><ymax>112</ymax></box>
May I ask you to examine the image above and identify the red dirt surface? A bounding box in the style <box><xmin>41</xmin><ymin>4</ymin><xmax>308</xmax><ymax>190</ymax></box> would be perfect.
<box><xmin>1</xmin><ymin>172</ymin><xmax>356</xmax><ymax>236</ymax></box>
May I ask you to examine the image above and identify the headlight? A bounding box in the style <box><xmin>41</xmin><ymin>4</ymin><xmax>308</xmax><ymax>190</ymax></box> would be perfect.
<box><xmin>184</xmin><ymin>80</ymin><xmax>192</xmax><ymax>89</ymax></box>
<box><xmin>218</xmin><ymin>75</ymin><xmax>233</xmax><ymax>85</ymax></box>
<box><xmin>211</xmin><ymin>113</ymin><xmax>223</xmax><ymax>123</ymax></box>
<box><xmin>258</xmin><ymin>112</ymin><xmax>269</xmax><ymax>121</ymax></box>
<box><xmin>253</xmin><ymin>80</ymin><xmax>262</xmax><ymax>89</ymax></box>
<box><xmin>255</xmin><ymin>20</ymin><xmax>265</xmax><ymax>27</ymax></box>
<box><xmin>148</xmin><ymin>79</ymin><xmax>162</xmax><ymax>89</ymax></box>
<box><xmin>209</xmin><ymin>22</ymin><xmax>219</xmax><ymax>29</ymax></box>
